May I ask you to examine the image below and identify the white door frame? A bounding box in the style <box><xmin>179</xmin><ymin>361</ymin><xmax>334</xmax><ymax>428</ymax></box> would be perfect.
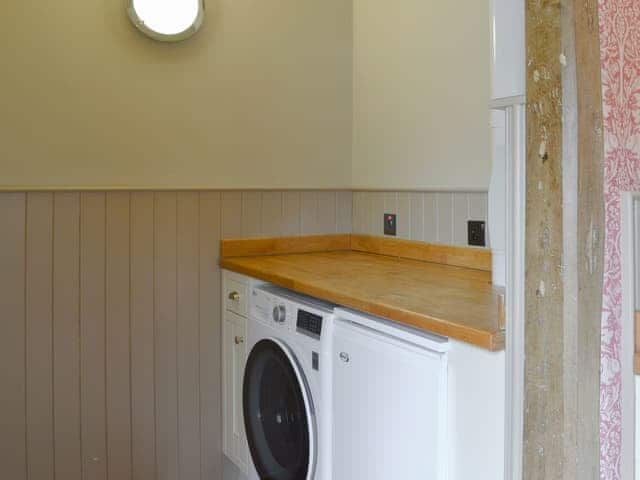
<box><xmin>491</xmin><ymin>95</ymin><xmax>526</xmax><ymax>480</ymax></box>
<box><xmin>621</xmin><ymin>191</ymin><xmax>638</xmax><ymax>479</ymax></box>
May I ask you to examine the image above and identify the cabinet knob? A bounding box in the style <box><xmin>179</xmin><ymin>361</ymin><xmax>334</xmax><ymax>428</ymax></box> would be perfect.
<box><xmin>234</xmin><ymin>336</ymin><xmax>244</xmax><ymax>345</ymax></box>
<box><xmin>228</xmin><ymin>291</ymin><xmax>240</xmax><ymax>301</ymax></box>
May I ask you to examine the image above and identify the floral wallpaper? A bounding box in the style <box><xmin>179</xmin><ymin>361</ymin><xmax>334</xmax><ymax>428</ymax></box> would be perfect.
<box><xmin>598</xmin><ymin>0</ymin><xmax>640</xmax><ymax>477</ymax></box>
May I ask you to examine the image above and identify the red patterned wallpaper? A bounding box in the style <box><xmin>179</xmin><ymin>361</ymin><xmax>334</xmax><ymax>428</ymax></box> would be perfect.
<box><xmin>599</xmin><ymin>0</ymin><xmax>640</xmax><ymax>477</ymax></box>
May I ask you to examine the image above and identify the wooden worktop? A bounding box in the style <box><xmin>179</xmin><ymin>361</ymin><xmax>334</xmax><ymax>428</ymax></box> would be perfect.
<box><xmin>220</xmin><ymin>235</ymin><xmax>505</xmax><ymax>351</ymax></box>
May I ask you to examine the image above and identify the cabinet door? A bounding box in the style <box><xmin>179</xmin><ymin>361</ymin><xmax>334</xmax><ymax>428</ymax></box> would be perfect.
<box><xmin>231</xmin><ymin>314</ymin><xmax>248</xmax><ymax>472</ymax></box>
<box><xmin>222</xmin><ymin>315</ymin><xmax>234</xmax><ymax>461</ymax></box>
<box><xmin>223</xmin><ymin>310</ymin><xmax>249</xmax><ymax>473</ymax></box>
<box><xmin>332</xmin><ymin>321</ymin><xmax>447</xmax><ymax>480</ymax></box>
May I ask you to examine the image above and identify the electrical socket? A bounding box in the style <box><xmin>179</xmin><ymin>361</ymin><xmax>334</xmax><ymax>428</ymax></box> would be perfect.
<box><xmin>468</xmin><ymin>220</ymin><xmax>486</xmax><ymax>247</ymax></box>
<box><xmin>384</xmin><ymin>213</ymin><xmax>397</xmax><ymax>236</ymax></box>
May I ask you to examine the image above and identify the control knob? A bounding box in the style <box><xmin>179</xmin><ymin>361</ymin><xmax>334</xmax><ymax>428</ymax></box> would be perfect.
<box><xmin>272</xmin><ymin>305</ymin><xmax>286</xmax><ymax>324</ymax></box>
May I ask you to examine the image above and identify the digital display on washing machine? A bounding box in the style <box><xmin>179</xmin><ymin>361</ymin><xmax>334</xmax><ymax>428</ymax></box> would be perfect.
<box><xmin>296</xmin><ymin>310</ymin><xmax>322</xmax><ymax>338</ymax></box>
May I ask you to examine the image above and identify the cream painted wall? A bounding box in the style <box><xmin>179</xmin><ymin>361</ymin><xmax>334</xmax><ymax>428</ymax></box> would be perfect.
<box><xmin>1</xmin><ymin>0</ymin><xmax>492</xmax><ymax>191</ymax></box>
<box><xmin>0</xmin><ymin>0</ymin><xmax>352</xmax><ymax>189</ymax></box>
<box><xmin>351</xmin><ymin>0</ymin><xmax>491</xmax><ymax>190</ymax></box>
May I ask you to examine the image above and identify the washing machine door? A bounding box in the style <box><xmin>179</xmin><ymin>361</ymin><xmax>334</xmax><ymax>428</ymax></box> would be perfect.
<box><xmin>243</xmin><ymin>338</ymin><xmax>316</xmax><ymax>480</ymax></box>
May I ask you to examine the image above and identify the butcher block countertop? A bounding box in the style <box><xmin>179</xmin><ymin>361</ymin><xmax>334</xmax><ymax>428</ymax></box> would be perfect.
<box><xmin>220</xmin><ymin>234</ymin><xmax>505</xmax><ymax>351</ymax></box>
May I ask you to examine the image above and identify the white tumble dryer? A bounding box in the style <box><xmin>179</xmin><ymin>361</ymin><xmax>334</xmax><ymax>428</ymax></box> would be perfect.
<box><xmin>243</xmin><ymin>284</ymin><xmax>334</xmax><ymax>480</ymax></box>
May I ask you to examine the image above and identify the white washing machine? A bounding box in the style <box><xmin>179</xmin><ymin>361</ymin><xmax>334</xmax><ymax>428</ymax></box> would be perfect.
<box><xmin>243</xmin><ymin>284</ymin><xmax>334</xmax><ymax>480</ymax></box>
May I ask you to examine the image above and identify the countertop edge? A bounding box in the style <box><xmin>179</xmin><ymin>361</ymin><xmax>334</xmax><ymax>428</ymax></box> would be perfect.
<box><xmin>220</xmin><ymin>256</ymin><xmax>505</xmax><ymax>352</ymax></box>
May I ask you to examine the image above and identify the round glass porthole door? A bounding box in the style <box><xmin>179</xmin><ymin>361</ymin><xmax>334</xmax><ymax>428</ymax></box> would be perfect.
<box><xmin>243</xmin><ymin>339</ymin><xmax>316</xmax><ymax>480</ymax></box>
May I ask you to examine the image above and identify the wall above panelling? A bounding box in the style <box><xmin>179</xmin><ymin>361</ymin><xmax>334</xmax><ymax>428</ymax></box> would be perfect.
<box><xmin>0</xmin><ymin>0</ymin><xmax>352</xmax><ymax>189</ymax></box>
<box><xmin>351</xmin><ymin>0</ymin><xmax>491</xmax><ymax>190</ymax></box>
<box><xmin>0</xmin><ymin>0</ymin><xmax>492</xmax><ymax>191</ymax></box>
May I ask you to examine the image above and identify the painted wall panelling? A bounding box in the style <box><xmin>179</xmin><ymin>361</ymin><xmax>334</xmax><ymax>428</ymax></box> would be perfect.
<box><xmin>80</xmin><ymin>192</ymin><xmax>108</xmax><ymax>480</ymax></box>
<box><xmin>26</xmin><ymin>193</ymin><xmax>55</xmax><ymax>480</ymax></box>
<box><xmin>437</xmin><ymin>194</ymin><xmax>454</xmax><ymax>245</ymax></box>
<box><xmin>222</xmin><ymin>193</ymin><xmax>243</xmax><ymax>239</ymax></box>
<box><xmin>282</xmin><ymin>192</ymin><xmax>302</xmax><ymax>236</ymax></box>
<box><xmin>199</xmin><ymin>192</ymin><xmax>223</xmax><ymax>480</ymax></box>
<box><xmin>0</xmin><ymin>188</ymin><xmax>494</xmax><ymax>480</ymax></box>
<box><xmin>53</xmin><ymin>193</ymin><xmax>82</xmax><ymax>480</ymax></box>
<box><xmin>130</xmin><ymin>192</ymin><xmax>157</xmax><ymax>480</ymax></box>
<box><xmin>261</xmin><ymin>192</ymin><xmax>284</xmax><ymax>237</ymax></box>
<box><xmin>106</xmin><ymin>192</ymin><xmax>133</xmax><ymax>480</ymax></box>
<box><xmin>0</xmin><ymin>193</ymin><xmax>27</xmax><ymax>480</ymax></box>
<box><xmin>0</xmin><ymin>190</ymin><xmax>350</xmax><ymax>480</ymax></box>
<box><xmin>177</xmin><ymin>192</ymin><xmax>202</xmax><ymax>480</ymax></box>
<box><xmin>352</xmin><ymin>191</ymin><xmax>488</xmax><ymax>246</ymax></box>
<box><xmin>155</xmin><ymin>193</ymin><xmax>179</xmax><ymax>480</ymax></box>
<box><xmin>241</xmin><ymin>193</ymin><xmax>262</xmax><ymax>238</ymax></box>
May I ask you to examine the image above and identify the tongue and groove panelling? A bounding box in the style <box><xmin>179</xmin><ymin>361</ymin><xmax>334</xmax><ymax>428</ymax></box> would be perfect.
<box><xmin>352</xmin><ymin>191</ymin><xmax>488</xmax><ymax>246</ymax></box>
<box><xmin>0</xmin><ymin>190</ymin><xmax>351</xmax><ymax>480</ymax></box>
<box><xmin>0</xmin><ymin>188</ymin><xmax>488</xmax><ymax>480</ymax></box>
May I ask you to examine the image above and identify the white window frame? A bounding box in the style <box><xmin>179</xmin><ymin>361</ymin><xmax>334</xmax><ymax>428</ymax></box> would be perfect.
<box><xmin>621</xmin><ymin>191</ymin><xmax>638</xmax><ymax>479</ymax></box>
<box><xmin>490</xmin><ymin>95</ymin><xmax>526</xmax><ymax>480</ymax></box>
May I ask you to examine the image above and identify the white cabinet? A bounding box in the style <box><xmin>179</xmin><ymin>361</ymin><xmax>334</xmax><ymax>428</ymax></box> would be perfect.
<box><xmin>636</xmin><ymin>376</ymin><xmax>640</xmax><ymax>480</ymax></box>
<box><xmin>447</xmin><ymin>340</ymin><xmax>505</xmax><ymax>480</ymax></box>
<box><xmin>222</xmin><ymin>271</ymin><xmax>249</xmax><ymax>474</ymax></box>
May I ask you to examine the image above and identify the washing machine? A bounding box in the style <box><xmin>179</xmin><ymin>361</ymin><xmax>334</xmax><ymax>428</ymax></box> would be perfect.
<box><xmin>243</xmin><ymin>284</ymin><xmax>334</xmax><ymax>480</ymax></box>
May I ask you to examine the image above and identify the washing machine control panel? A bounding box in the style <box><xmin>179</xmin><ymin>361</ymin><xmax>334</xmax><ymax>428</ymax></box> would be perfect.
<box><xmin>251</xmin><ymin>287</ymin><xmax>293</xmax><ymax>330</ymax></box>
<box><xmin>296</xmin><ymin>310</ymin><xmax>323</xmax><ymax>338</ymax></box>
<box><xmin>251</xmin><ymin>284</ymin><xmax>334</xmax><ymax>339</ymax></box>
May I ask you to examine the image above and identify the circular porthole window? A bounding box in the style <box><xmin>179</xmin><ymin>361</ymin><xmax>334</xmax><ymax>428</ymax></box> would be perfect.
<box><xmin>127</xmin><ymin>0</ymin><xmax>205</xmax><ymax>42</ymax></box>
